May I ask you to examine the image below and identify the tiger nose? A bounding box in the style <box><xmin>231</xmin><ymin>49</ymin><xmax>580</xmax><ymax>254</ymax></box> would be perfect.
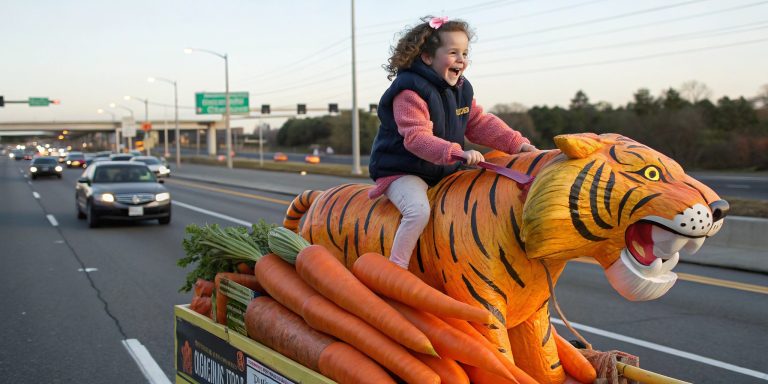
<box><xmin>709</xmin><ymin>200</ymin><xmax>729</xmax><ymax>222</ymax></box>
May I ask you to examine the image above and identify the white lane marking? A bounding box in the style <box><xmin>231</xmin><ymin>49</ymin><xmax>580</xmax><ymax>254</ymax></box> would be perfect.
<box><xmin>172</xmin><ymin>200</ymin><xmax>253</xmax><ymax>226</ymax></box>
<box><xmin>122</xmin><ymin>339</ymin><xmax>171</xmax><ymax>384</ymax></box>
<box><xmin>77</xmin><ymin>268</ymin><xmax>98</xmax><ymax>273</ymax></box>
<box><xmin>552</xmin><ymin>318</ymin><xmax>768</xmax><ymax>380</ymax></box>
<box><xmin>33</xmin><ymin>191</ymin><xmax>40</xmax><ymax>199</ymax></box>
<box><xmin>46</xmin><ymin>214</ymin><xmax>58</xmax><ymax>227</ymax></box>
<box><xmin>724</xmin><ymin>184</ymin><xmax>751</xmax><ymax>189</ymax></box>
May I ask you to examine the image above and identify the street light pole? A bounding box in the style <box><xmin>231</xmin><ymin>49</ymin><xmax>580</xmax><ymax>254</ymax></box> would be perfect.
<box><xmin>350</xmin><ymin>0</ymin><xmax>362</xmax><ymax>175</ymax></box>
<box><xmin>185</xmin><ymin>47</ymin><xmax>232</xmax><ymax>169</ymax></box>
<box><xmin>124</xmin><ymin>96</ymin><xmax>150</xmax><ymax>156</ymax></box>
<box><xmin>148</xmin><ymin>77</ymin><xmax>180</xmax><ymax>169</ymax></box>
<box><xmin>97</xmin><ymin>108</ymin><xmax>118</xmax><ymax>153</ymax></box>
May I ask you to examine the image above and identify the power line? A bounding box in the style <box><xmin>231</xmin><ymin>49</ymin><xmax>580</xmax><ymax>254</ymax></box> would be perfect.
<box><xmin>473</xmin><ymin>37</ymin><xmax>768</xmax><ymax>78</ymax></box>
<box><xmin>485</xmin><ymin>0</ymin><xmax>611</xmax><ymax>26</ymax></box>
<box><xmin>482</xmin><ymin>0</ymin><xmax>713</xmax><ymax>42</ymax></box>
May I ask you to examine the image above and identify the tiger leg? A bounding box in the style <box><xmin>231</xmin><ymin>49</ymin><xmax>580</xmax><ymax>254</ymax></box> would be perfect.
<box><xmin>507</xmin><ymin>302</ymin><xmax>565</xmax><ymax>384</ymax></box>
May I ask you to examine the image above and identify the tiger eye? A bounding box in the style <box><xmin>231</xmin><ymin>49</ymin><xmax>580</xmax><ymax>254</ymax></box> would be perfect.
<box><xmin>644</xmin><ymin>166</ymin><xmax>660</xmax><ymax>181</ymax></box>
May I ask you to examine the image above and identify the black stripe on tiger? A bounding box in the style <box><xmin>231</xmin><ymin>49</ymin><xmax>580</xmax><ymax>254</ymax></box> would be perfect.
<box><xmin>526</xmin><ymin>152</ymin><xmax>547</xmax><ymax>175</ymax></box>
<box><xmin>630</xmin><ymin>193</ymin><xmax>662</xmax><ymax>217</ymax></box>
<box><xmin>469</xmin><ymin>263</ymin><xmax>507</xmax><ymax>303</ymax></box>
<box><xmin>284</xmin><ymin>215</ymin><xmax>302</xmax><ymax>221</ymax></box>
<box><xmin>464</xmin><ymin>169</ymin><xmax>485</xmax><ymax>214</ymax></box>
<box><xmin>617</xmin><ymin>186</ymin><xmax>639</xmax><ymax>226</ymax></box>
<box><xmin>489</xmin><ymin>174</ymin><xmax>501</xmax><ymax>215</ymax></box>
<box><xmin>604</xmin><ymin>171</ymin><xmax>615</xmax><ymax>217</ymax></box>
<box><xmin>320</xmin><ymin>184</ymin><xmax>354</xmax><ymax>214</ymax></box>
<box><xmin>379</xmin><ymin>226</ymin><xmax>385</xmax><ymax>256</ymax></box>
<box><xmin>471</xmin><ymin>202</ymin><xmax>491</xmax><ymax>259</ymax></box>
<box><xmin>609</xmin><ymin>145</ymin><xmax>630</xmax><ymax>165</ymax></box>
<box><xmin>625</xmin><ymin>150</ymin><xmax>645</xmax><ymax>161</ymax></box>
<box><xmin>620</xmin><ymin>171</ymin><xmax>644</xmax><ymax>184</ymax></box>
<box><xmin>325</xmin><ymin>197</ymin><xmax>343</xmax><ymax>251</ymax></box>
<box><xmin>500</xmin><ymin>245</ymin><xmax>525</xmax><ymax>288</ymax></box>
<box><xmin>509</xmin><ymin>205</ymin><xmax>525</xmax><ymax>253</ymax></box>
<box><xmin>590</xmin><ymin>164</ymin><xmax>613</xmax><ymax>230</ymax></box>
<box><xmin>504</xmin><ymin>157</ymin><xmax>519</xmax><ymax>168</ymax></box>
<box><xmin>659</xmin><ymin>158</ymin><xmax>675</xmax><ymax>181</ymax></box>
<box><xmin>431</xmin><ymin>208</ymin><xmax>440</xmax><ymax>260</ymax></box>
<box><xmin>550</xmin><ymin>361</ymin><xmax>562</xmax><ymax>369</ymax></box>
<box><xmin>363</xmin><ymin>198</ymin><xmax>382</xmax><ymax>234</ymax></box>
<box><xmin>288</xmin><ymin>201</ymin><xmax>306</xmax><ymax>215</ymax></box>
<box><xmin>440</xmin><ymin>174</ymin><xmax>462</xmax><ymax>214</ymax></box>
<box><xmin>353</xmin><ymin>219</ymin><xmax>360</xmax><ymax>260</ymax></box>
<box><xmin>462</xmin><ymin>275</ymin><xmax>505</xmax><ymax>325</ymax></box>
<box><xmin>338</xmin><ymin>188</ymin><xmax>365</xmax><ymax>234</ymax></box>
<box><xmin>542</xmin><ymin>319</ymin><xmax>552</xmax><ymax>346</ymax></box>
<box><xmin>342</xmin><ymin>235</ymin><xmax>349</xmax><ymax>266</ymax></box>
<box><xmin>569</xmin><ymin>160</ymin><xmax>608</xmax><ymax>241</ymax></box>
<box><xmin>416</xmin><ymin>239</ymin><xmax>425</xmax><ymax>273</ymax></box>
<box><xmin>449</xmin><ymin>222</ymin><xmax>458</xmax><ymax>263</ymax></box>
<box><xmin>684</xmin><ymin>181</ymin><xmax>710</xmax><ymax>203</ymax></box>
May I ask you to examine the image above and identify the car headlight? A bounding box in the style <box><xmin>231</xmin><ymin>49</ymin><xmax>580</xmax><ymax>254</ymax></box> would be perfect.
<box><xmin>155</xmin><ymin>192</ymin><xmax>170</xmax><ymax>202</ymax></box>
<box><xmin>55</xmin><ymin>166</ymin><xmax>63</xmax><ymax>172</ymax></box>
<box><xmin>158</xmin><ymin>166</ymin><xmax>169</xmax><ymax>174</ymax></box>
<box><xmin>97</xmin><ymin>193</ymin><xmax>115</xmax><ymax>203</ymax></box>
<box><xmin>30</xmin><ymin>166</ymin><xmax>38</xmax><ymax>172</ymax></box>
<box><xmin>67</xmin><ymin>160</ymin><xmax>72</xmax><ymax>164</ymax></box>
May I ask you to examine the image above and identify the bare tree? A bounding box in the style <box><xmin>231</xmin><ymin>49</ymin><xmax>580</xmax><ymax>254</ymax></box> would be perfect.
<box><xmin>680</xmin><ymin>80</ymin><xmax>712</xmax><ymax>103</ymax></box>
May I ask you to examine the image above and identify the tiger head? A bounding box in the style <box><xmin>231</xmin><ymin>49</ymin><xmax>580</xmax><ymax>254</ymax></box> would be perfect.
<box><xmin>521</xmin><ymin>133</ymin><xmax>728</xmax><ymax>301</ymax></box>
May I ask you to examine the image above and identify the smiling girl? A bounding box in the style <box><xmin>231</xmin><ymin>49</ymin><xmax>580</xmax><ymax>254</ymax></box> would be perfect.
<box><xmin>368</xmin><ymin>16</ymin><xmax>536</xmax><ymax>269</ymax></box>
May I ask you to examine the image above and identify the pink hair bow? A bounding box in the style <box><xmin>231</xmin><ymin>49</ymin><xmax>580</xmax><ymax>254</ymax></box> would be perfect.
<box><xmin>429</xmin><ymin>16</ymin><xmax>449</xmax><ymax>29</ymax></box>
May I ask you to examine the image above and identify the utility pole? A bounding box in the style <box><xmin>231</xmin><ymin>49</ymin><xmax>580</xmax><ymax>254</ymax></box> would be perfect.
<box><xmin>350</xmin><ymin>0</ymin><xmax>362</xmax><ymax>175</ymax></box>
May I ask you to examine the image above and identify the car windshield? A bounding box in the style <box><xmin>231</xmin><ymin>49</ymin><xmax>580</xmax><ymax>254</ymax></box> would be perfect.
<box><xmin>134</xmin><ymin>158</ymin><xmax>160</xmax><ymax>165</ymax></box>
<box><xmin>92</xmin><ymin>165</ymin><xmax>156</xmax><ymax>183</ymax></box>
<box><xmin>32</xmin><ymin>157</ymin><xmax>58</xmax><ymax>165</ymax></box>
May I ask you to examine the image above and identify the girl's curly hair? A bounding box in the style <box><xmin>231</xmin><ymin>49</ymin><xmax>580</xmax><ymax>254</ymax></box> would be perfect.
<box><xmin>384</xmin><ymin>16</ymin><xmax>474</xmax><ymax>81</ymax></box>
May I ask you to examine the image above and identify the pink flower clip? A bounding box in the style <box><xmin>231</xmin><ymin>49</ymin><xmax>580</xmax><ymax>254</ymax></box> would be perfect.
<box><xmin>429</xmin><ymin>16</ymin><xmax>449</xmax><ymax>29</ymax></box>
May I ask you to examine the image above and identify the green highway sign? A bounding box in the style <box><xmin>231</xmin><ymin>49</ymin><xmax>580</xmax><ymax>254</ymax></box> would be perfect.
<box><xmin>29</xmin><ymin>97</ymin><xmax>50</xmax><ymax>107</ymax></box>
<box><xmin>195</xmin><ymin>92</ymin><xmax>249</xmax><ymax>115</ymax></box>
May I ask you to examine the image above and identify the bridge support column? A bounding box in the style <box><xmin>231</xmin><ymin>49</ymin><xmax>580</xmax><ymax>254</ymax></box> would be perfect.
<box><xmin>207</xmin><ymin>126</ymin><xmax>217</xmax><ymax>156</ymax></box>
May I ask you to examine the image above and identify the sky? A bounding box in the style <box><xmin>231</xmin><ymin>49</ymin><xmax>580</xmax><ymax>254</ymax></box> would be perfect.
<box><xmin>1</xmin><ymin>0</ymin><xmax>767</xmax><ymax>133</ymax></box>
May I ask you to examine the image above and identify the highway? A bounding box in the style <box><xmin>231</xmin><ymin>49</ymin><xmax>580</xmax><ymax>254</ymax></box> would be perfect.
<box><xmin>0</xmin><ymin>156</ymin><xmax>766</xmax><ymax>383</ymax></box>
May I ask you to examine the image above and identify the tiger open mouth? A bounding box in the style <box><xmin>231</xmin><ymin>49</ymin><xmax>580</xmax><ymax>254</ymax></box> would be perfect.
<box><xmin>605</xmin><ymin>218</ymin><xmax>709</xmax><ymax>301</ymax></box>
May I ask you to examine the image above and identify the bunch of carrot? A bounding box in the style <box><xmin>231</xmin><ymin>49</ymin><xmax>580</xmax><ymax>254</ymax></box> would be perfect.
<box><xmin>189</xmin><ymin>278</ymin><xmax>213</xmax><ymax>317</ymax></box>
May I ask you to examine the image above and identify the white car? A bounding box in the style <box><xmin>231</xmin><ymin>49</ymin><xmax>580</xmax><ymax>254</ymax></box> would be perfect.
<box><xmin>130</xmin><ymin>156</ymin><xmax>171</xmax><ymax>178</ymax></box>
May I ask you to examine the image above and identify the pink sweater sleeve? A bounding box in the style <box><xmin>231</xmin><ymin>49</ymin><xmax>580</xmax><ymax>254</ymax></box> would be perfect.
<box><xmin>393</xmin><ymin>90</ymin><xmax>463</xmax><ymax>165</ymax></box>
<box><xmin>465</xmin><ymin>99</ymin><xmax>530</xmax><ymax>154</ymax></box>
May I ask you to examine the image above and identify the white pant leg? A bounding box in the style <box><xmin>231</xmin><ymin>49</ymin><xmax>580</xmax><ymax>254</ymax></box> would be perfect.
<box><xmin>385</xmin><ymin>175</ymin><xmax>431</xmax><ymax>269</ymax></box>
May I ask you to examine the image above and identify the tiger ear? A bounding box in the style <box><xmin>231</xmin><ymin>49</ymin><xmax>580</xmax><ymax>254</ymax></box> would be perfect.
<box><xmin>554</xmin><ymin>133</ymin><xmax>605</xmax><ymax>159</ymax></box>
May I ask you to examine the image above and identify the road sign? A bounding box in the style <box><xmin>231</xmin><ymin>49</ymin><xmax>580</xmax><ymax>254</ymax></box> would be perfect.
<box><xmin>195</xmin><ymin>92</ymin><xmax>249</xmax><ymax>115</ymax></box>
<box><xmin>141</xmin><ymin>122</ymin><xmax>152</xmax><ymax>132</ymax></box>
<box><xmin>29</xmin><ymin>97</ymin><xmax>50</xmax><ymax>107</ymax></box>
<box><xmin>122</xmin><ymin>117</ymin><xmax>136</xmax><ymax>138</ymax></box>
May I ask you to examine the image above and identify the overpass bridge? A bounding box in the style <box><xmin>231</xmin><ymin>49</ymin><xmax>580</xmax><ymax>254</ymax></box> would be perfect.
<box><xmin>0</xmin><ymin>119</ymin><xmax>227</xmax><ymax>155</ymax></box>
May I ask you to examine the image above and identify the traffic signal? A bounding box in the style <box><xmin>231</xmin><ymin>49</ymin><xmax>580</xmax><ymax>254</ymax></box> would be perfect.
<box><xmin>0</xmin><ymin>96</ymin><xmax>4</xmax><ymax>107</ymax></box>
<box><xmin>297</xmin><ymin>104</ymin><xmax>306</xmax><ymax>115</ymax></box>
<box><xmin>261</xmin><ymin>104</ymin><xmax>270</xmax><ymax>114</ymax></box>
<box><xmin>328</xmin><ymin>103</ymin><xmax>338</xmax><ymax>114</ymax></box>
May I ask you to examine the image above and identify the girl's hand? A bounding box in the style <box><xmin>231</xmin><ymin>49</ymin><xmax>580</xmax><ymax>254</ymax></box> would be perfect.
<box><xmin>519</xmin><ymin>143</ymin><xmax>537</xmax><ymax>152</ymax></box>
<box><xmin>462</xmin><ymin>150</ymin><xmax>485</xmax><ymax>165</ymax></box>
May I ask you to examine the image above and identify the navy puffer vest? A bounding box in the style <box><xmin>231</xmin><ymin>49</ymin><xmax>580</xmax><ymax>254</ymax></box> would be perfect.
<box><xmin>369</xmin><ymin>59</ymin><xmax>474</xmax><ymax>186</ymax></box>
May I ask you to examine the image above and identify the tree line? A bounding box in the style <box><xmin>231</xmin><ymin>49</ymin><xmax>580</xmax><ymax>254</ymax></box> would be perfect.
<box><xmin>272</xmin><ymin>83</ymin><xmax>768</xmax><ymax>170</ymax></box>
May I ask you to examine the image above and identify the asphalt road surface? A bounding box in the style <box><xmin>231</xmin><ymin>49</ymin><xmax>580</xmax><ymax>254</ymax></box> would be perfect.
<box><xmin>1</xmin><ymin>156</ymin><xmax>766</xmax><ymax>383</ymax></box>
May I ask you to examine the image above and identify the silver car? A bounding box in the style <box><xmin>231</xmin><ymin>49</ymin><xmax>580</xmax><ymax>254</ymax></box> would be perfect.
<box><xmin>130</xmin><ymin>156</ymin><xmax>171</xmax><ymax>178</ymax></box>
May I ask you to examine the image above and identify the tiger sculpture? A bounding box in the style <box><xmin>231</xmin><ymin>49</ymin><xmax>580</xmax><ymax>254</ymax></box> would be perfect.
<box><xmin>282</xmin><ymin>133</ymin><xmax>728</xmax><ymax>383</ymax></box>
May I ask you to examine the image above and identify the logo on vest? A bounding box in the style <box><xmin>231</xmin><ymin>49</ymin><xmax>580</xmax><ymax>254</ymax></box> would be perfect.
<box><xmin>455</xmin><ymin>107</ymin><xmax>469</xmax><ymax>116</ymax></box>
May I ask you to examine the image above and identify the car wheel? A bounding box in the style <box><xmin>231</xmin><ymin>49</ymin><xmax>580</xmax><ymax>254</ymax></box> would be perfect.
<box><xmin>87</xmin><ymin>202</ymin><xmax>100</xmax><ymax>228</ymax></box>
<box><xmin>31</xmin><ymin>175</ymin><xmax>36</xmax><ymax>180</ymax></box>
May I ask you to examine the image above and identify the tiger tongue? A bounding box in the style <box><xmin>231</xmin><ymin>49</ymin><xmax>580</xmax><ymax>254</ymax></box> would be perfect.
<box><xmin>625</xmin><ymin>222</ymin><xmax>657</xmax><ymax>266</ymax></box>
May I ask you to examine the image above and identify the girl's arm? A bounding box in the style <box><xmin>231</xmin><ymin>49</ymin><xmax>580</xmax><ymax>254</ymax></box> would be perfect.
<box><xmin>394</xmin><ymin>90</ymin><xmax>463</xmax><ymax>164</ymax></box>
<box><xmin>464</xmin><ymin>99</ymin><xmax>531</xmax><ymax>154</ymax></box>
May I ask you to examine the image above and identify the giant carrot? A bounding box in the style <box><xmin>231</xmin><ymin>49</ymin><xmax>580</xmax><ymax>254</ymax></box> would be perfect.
<box><xmin>443</xmin><ymin>317</ymin><xmax>538</xmax><ymax>384</ymax></box>
<box><xmin>190</xmin><ymin>296</ymin><xmax>212</xmax><ymax>317</ymax></box>
<box><xmin>553</xmin><ymin>328</ymin><xmax>597</xmax><ymax>383</ymax></box>
<box><xmin>244</xmin><ymin>296</ymin><xmax>333</xmax><ymax>372</ymax></box>
<box><xmin>295</xmin><ymin>245</ymin><xmax>436</xmax><ymax>356</ymax></box>
<box><xmin>214</xmin><ymin>272</ymin><xmax>263</xmax><ymax>324</ymax></box>
<box><xmin>412</xmin><ymin>353</ymin><xmax>469</xmax><ymax>384</ymax></box>
<box><xmin>301</xmin><ymin>295</ymin><xmax>440</xmax><ymax>384</ymax></box>
<box><xmin>254</xmin><ymin>254</ymin><xmax>439</xmax><ymax>384</ymax></box>
<box><xmin>352</xmin><ymin>252</ymin><xmax>493</xmax><ymax>324</ymax></box>
<box><xmin>462</xmin><ymin>363</ymin><xmax>521</xmax><ymax>384</ymax></box>
<box><xmin>193</xmin><ymin>278</ymin><xmax>214</xmax><ymax>297</ymax></box>
<box><xmin>386</xmin><ymin>299</ymin><xmax>516</xmax><ymax>382</ymax></box>
<box><xmin>254</xmin><ymin>253</ymin><xmax>319</xmax><ymax>314</ymax></box>
<box><xmin>318</xmin><ymin>342</ymin><xmax>395</xmax><ymax>384</ymax></box>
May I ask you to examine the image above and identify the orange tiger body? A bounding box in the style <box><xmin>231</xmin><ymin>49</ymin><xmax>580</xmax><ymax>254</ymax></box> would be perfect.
<box><xmin>283</xmin><ymin>133</ymin><xmax>727</xmax><ymax>384</ymax></box>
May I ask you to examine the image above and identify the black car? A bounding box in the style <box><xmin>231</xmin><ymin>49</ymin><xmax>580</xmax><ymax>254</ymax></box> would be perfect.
<box><xmin>29</xmin><ymin>156</ymin><xmax>63</xmax><ymax>179</ymax></box>
<box><xmin>75</xmin><ymin>161</ymin><xmax>171</xmax><ymax>227</ymax></box>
